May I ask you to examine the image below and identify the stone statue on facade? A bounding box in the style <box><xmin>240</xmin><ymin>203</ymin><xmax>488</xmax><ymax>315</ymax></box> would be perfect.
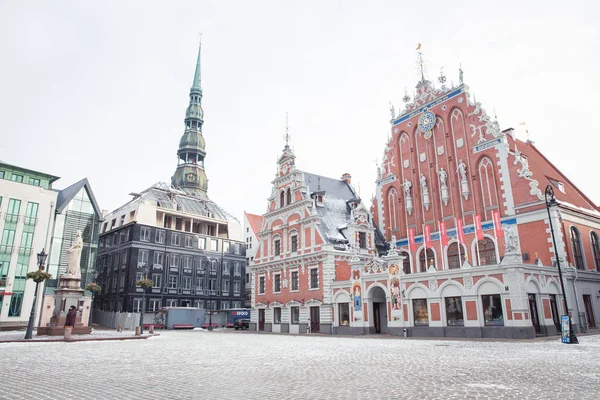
<box><xmin>457</xmin><ymin>160</ymin><xmax>468</xmax><ymax>182</ymax></box>
<box><xmin>503</xmin><ymin>225</ymin><xmax>520</xmax><ymax>254</ymax></box>
<box><xmin>437</xmin><ymin>168</ymin><xmax>448</xmax><ymax>188</ymax></box>
<box><xmin>402</xmin><ymin>179</ymin><xmax>412</xmax><ymax>198</ymax></box>
<box><xmin>66</xmin><ymin>230</ymin><xmax>83</xmax><ymax>276</ymax></box>
<box><xmin>420</xmin><ymin>174</ymin><xmax>428</xmax><ymax>195</ymax></box>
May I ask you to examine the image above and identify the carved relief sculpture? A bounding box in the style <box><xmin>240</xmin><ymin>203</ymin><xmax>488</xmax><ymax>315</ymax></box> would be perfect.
<box><xmin>402</xmin><ymin>179</ymin><xmax>413</xmax><ymax>215</ymax></box>
<box><xmin>438</xmin><ymin>168</ymin><xmax>449</xmax><ymax>206</ymax></box>
<box><xmin>457</xmin><ymin>160</ymin><xmax>470</xmax><ymax>200</ymax></box>
<box><xmin>420</xmin><ymin>174</ymin><xmax>431</xmax><ymax>211</ymax></box>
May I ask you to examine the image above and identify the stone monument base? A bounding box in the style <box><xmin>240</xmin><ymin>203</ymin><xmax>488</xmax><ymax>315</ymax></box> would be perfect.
<box><xmin>37</xmin><ymin>274</ymin><xmax>92</xmax><ymax>336</ymax></box>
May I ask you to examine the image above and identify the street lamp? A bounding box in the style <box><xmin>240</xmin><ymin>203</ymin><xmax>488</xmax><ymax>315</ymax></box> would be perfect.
<box><xmin>24</xmin><ymin>249</ymin><xmax>49</xmax><ymax>340</ymax></box>
<box><xmin>137</xmin><ymin>264</ymin><xmax>151</xmax><ymax>334</ymax></box>
<box><xmin>545</xmin><ymin>185</ymin><xmax>578</xmax><ymax>344</ymax></box>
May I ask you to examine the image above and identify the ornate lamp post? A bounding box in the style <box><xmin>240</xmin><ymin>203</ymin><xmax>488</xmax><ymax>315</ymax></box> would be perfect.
<box><xmin>136</xmin><ymin>264</ymin><xmax>152</xmax><ymax>334</ymax></box>
<box><xmin>24</xmin><ymin>249</ymin><xmax>51</xmax><ymax>340</ymax></box>
<box><xmin>545</xmin><ymin>185</ymin><xmax>579</xmax><ymax>344</ymax></box>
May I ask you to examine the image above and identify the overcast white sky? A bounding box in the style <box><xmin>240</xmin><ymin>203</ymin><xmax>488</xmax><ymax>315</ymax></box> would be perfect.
<box><xmin>1</xmin><ymin>1</ymin><xmax>599</xmax><ymax>224</ymax></box>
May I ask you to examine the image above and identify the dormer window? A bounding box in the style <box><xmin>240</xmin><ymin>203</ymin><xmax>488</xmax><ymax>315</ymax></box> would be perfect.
<box><xmin>548</xmin><ymin>177</ymin><xmax>566</xmax><ymax>194</ymax></box>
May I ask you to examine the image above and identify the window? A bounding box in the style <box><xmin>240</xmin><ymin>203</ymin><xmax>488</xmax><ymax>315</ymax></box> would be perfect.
<box><xmin>153</xmin><ymin>252</ymin><xmax>164</xmax><ymax>267</ymax></box>
<box><xmin>233</xmin><ymin>280</ymin><xmax>241</xmax><ymax>294</ymax></box>
<box><xmin>210</xmin><ymin>239</ymin><xmax>218</xmax><ymax>251</ymax></box>
<box><xmin>233</xmin><ymin>243</ymin><xmax>240</xmax><ymax>255</ymax></box>
<box><xmin>167</xmin><ymin>299</ymin><xmax>177</xmax><ymax>307</ymax></box>
<box><xmin>138</xmin><ymin>249</ymin><xmax>149</xmax><ymax>266</ymax></box>
<box><xmin>171</xmin><ymin>233</ymin><xmax>181</xmax><ymax>246</ymax></box>
<box><xmin>28</xmin><ymin>177</ymin><xmax>40</xmax><ymax>186</ymax></box>
<box><xmin>152</xmin><ymin>274</ymin><xmax>162</xmax><ymax>288</ymax></box>
<box><xmin>291</xmin><ymin>306</ymin><xmax>300</xmax><ymax>324</ymax></box>
<box><xmin>482</xmin><ymin>294</ymin><xmax>504</xmax><ymax>326</ymax></box>
<box><xmin>168</xmin><ymin>254</ymin><xmax>179</xmax><ymax>268</ymax></box>
<box><xmin>234</xmin><ymin>262</ymin><xmax>241</xmax><ymax>276</ymax></box>
<box><xmin>150</xmin><ymin>300</ymin><xmax>161</xmax><ymax>311</ymax></box>
<box><xmin>280</xmin><ymin>191</ymin><xmax>285</xmax><ymax>207</ymax></box>
<box><xmin>224</xmin><ymin>241</ymin><xmax>230</xmax><ymax>252</ymax></box>
<box><xmin>119</xmin><ymin>215</ymin><xmax>125</xmax><ymax>226</ymax></box>
<box><xmin>447</xmin><ymin>243</ymin><xmax>466</xmax><ymax>270</ymax></box>
<box><xmin>140</xmin><ymin>227</ymin><xmax>151</xmax><ymax>242</ymax></box>
<box><xmin>210</xmin><ymin>260</ymin><xmax>218</xmax><ymax>272</ymax></box>
<box><xmin>419</xmin><ymin>248</ymin><xmax>435</xmax><ymax>272</ymax></box>
<box><xmin>291</xmin><ymin>235</ymin><xmax>298</xmax><ymax>252</ymax></box>
<box><xmin>198</xmin><ymin>237</ymin><xmax>206</xmax><ymax>249</ymax></box>
<box><xmin>476</xmin><ymin>238</ymin><xmax>497</xmax><ymax>266</ymax></box>
<box><xmin>445</xmin><ymin>297</ymin><xmax>464</xmax><ymax>326</ymax></box>
<box><xmin>274</xmin><ymin>274</ymin><xmax>281</xmax><ymax>293</ymax></box>
<box><xmin>121</xmin><ymin>250</ymin><xmax>128</xmax><ymax>265</ymax></box>
<box><xmin>169</xmin><ymin>275</ymin><xmax>178</xmax><ymax>289</ymax></box>
<box><xmin>195</xmin><ymin>300</ymin><xmax>205</xmax><ymax>309</ymax></box>
<box><xmin>135</xmin><ymin>272</ymin><xmax>143</xmax><ymax>282</ymax></box>
<box><xmin>133</xmin><ymin>299</ymin><xmax>142</xmax><ymax>313</ymax></box>
<box><xmin>310</xmin><ymin>268</ymin><xmax>319</xmax><ymax>289</ymax></box>
<box><xmin>274</xmin><ymin>239</ymin><xmax>281</xmax><ymax>256</ymax></box>
<box><xmin>222</xmin><ymin>279</ymin><xmax>230</xmax><ymax>294</ymax></box>
<box><xmin>119</xmin><ymin>229</ymin><xmax>129</xmax><ymax>244</ymax></box>
<box><xmin>0</xmin><ymin>171</ymin><xmax>4</xmax><ymax>179</ymax></box>
<box><xmin>233</xmin><ymin>301</ymin><xmax>241</xmax><ymax>308</ymax></box>
<box><xmin>358</xmin><ymin>232</ymin><xmax>367</xmax><ymax>249</ymax></box>
<box><xmin>10</xmin><ymin>174</ymin><xmax>23</xmax><ymax>183</ymax></box>
<box><xmin>185</xmin><ymin>235</ymin><xmax>193</xmax><ymax>248</ymax></box>
<box><xmin>222</xmin><ymin>261</ymin><xmax>230</xmax><ymax>275</ymax></box>
<box><xmin>570</xmin><ymin>227</ymin><xmax>585</xmax><ymax>270</ymax></box>
<box><xmin>413</xmin><ymin>299</ymin><xmax>429</xmax><ymax>326</ymax></box>
<box><xmin>208</xmin><ymin>278</ymin><xmax>217</xmax><ymax>291</ymax></box>
<box><xmin>401</xmin><ymin>252</ymin><xmax>411</xmax><ymax>274</ymax></box>
<box><xmin>183</xmin><ymin>276</ymin><xmax>191</xmax><ymax>290</ymax></box>
<box><xmin>183</xmin><ymin>256</ymin><xmax>193</xmax><ymax>269</ymax></box>
<box><xmin>273</xmin><ymin>307</ymin><xmax>282</xmax><ymax>324</ymax></box>
<box><xmin>591</xmin><ymin>232</ymin><xmax>600</xmax><ymax>272</ymax></box>
<box><xmin>259</xmin><ymin>276</ymin><xmax>265</xmax><ymax>294</ymax></box>
<box><xmin>24</xmin><ymin>202</ymin><xmax>38</xmax><ymax>225</ymax></box>
<box><xmin>286</xmin><ymin>188</ymin><xmax>292</xmax><ymax>205</ymax></box>
<box><xmin>222</xmin><ymin>301</ymin><xmax>230</xmax><ymax>310</ymax></box>
<box><xmin>6</xmin><ymin>198</ymin><xmax>21</xmax><ymax>222</ymax></box>
<box><xmin>339</xmin><ymin>303</ymin><xmax>350</xmax><ymax>326</ymax></box>
<box><xmin>156</xmin><ymin>230</ymin><xmax>165</xmax><ymax>244</ymax></box>
<box><xmin>291</xmin><ymin>271</ymin><xmax>299</xmax><ymax>291</ymax></box>
<box><xmin>196</xmin><ymin>277</ymin><xmax>205</xmax><ymax>289</ymax></box>
<box><xmin>119</xmin><ymin>274</ymin><xmax>125</xmax><ymax>288</ymax></box>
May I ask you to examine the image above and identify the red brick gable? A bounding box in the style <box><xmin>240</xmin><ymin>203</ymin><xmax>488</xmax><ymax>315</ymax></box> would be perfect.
<box><xmin>245</xmin><ymin>211</ymin><xmax>264</xmax><ymax>236</ymax></box>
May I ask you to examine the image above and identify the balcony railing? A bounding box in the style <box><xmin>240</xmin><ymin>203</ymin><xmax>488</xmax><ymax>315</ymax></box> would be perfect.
<box><xmin>4</xmin><ymin>214</ymin><xmax>18</xmax><ymax>223</ymax></box>
<box><xmin>18</xmin><ymin>247</ymin><xmax>33</xmax><ymax>256</ymax></box>
<box><xmin>23</xmin><ymin>216</ymin><xmax>38</xmax><ymax>226</ymax></box>
<box><xmin>0</xmin><ymin>245</ymin><xmax>14</xmax><ymax>254</ymax></box>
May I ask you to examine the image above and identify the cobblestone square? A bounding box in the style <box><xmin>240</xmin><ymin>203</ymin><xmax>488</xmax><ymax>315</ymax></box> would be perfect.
<box><xmin>2</xmin><ymin>331</ymin><xmax>600</xmax><ymax>400</ymax></box>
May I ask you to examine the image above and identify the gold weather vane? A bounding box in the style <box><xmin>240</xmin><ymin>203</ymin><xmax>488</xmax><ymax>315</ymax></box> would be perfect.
<box><xmin>284</xmin><ymin>112</ymin><xmax>291</xmax><ymax>147</ymax></box>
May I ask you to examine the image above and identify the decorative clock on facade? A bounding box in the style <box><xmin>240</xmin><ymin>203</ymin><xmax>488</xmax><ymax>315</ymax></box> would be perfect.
<box><xmin>186</xmin><ymin>172</ymin><xmax>196</xmax><ymax>183</ymax></box>
<box><xmin>418</xmin><ymin>109</ymin><xmax>435</xmax><ymax>139</ymax></box>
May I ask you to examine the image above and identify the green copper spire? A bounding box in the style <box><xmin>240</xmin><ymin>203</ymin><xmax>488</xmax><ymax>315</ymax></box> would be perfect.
<box><xmin>191</xmin><ymin>36</ymin><xmax>202</xmax><ymax>94</ymax></box>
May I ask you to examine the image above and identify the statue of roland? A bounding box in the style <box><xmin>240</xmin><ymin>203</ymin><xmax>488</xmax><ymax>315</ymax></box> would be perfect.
<box><xmin>66</xmin><ymin>230</ymin><xmax>83</xmax><ymax>277</ymax></box>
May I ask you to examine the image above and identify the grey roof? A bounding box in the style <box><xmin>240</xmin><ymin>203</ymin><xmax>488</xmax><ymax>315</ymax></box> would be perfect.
<box><xmin>56</xmin><ymin>178</ymin><xmax>102</xmax><ymax>217</ymax></box>
<box><xmin>0</xmin><ymin>160</ymin><xmax>60</xmax><ymax>182</ymax></box>
<box><xmin>303</xmin><ymin>172</ymin><xmax>357</xmax><ymax>247</ymax></box>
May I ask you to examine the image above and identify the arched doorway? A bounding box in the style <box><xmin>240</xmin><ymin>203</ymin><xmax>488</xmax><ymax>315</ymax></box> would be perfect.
<box><xmin>369</xmin><ymin>286</ymin><xmax>388</xmax><ymax>334</ymax></box>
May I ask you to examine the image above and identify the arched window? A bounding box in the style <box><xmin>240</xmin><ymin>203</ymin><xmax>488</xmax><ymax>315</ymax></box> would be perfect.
<box><xmin>476</xmin><ymin>238</ymin><xmax>497</xmax><ymax>266</ymax></box>
<box><xmin>447</xmin><ymin>242</ymin><xmax>467</xmax><ymax>269</ymax></box>
<box><xmin>419</xmin><ymin>248</ymin><xmax>435</xmax><ymax>272</ymax></box>
<box><xmin>280</xmin><ymin>191</ymin><xmax>285</xmax><ymax>208</ymax></box>
<box><xmin>591</xmin><ymin>232</ymin><xmax>600</xmax><ymax>272</ymax></box>
<box><xmin>286</xmin><ymin>188</ymin><xmax>292</xmax><ymax>205</ymax></box>
<box><xmin>400</xmin><ymin>251</ymin><xmax>411</xmax><ymax>274</ymax></box>
<box><xmin>387</xmin><ymin>188</ymin><xmax>400</xmax><ymax>232</ymax></box>
<box><xmin>478</xmin><ymin>157</ymin><xmax>499</xmax><ymax>220</ymax></box>
<box><xmin>570</xmin><ymin>227</ymin><xmax>585</xmax><ymax>270</ymax></box>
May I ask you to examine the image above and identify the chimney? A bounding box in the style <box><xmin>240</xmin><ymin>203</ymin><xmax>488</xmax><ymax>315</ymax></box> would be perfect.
<box><xmin>341</xmin><ymin>173</ymin><xmax>351</xmax><ymax>184</ymax></box>
<box><xmin>101</xmin><ymin>209</ymin><xmax>108</xmax><ymax>217</ymax></box>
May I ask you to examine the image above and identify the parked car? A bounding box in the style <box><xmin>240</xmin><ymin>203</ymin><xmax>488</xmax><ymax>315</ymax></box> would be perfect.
<box><xmin>234</xmin><ymin>319</ymin><xmax>250</xmax><ymax>330</ymax></box>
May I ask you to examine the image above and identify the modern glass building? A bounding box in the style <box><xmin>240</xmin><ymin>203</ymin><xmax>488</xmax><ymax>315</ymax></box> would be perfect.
<box><xmin>46</xmin><ymin>178</ymin><xmax>102</xmax><ymax>292</ymax></box>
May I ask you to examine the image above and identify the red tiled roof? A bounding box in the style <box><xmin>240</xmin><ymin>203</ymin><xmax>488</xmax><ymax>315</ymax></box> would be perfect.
<box><xmin>245</xmin><ymin>211</ymin><xmax>264</xmax><ymax>235</ymax></box>
<box><xmin>512</xmin><ymin>136</ymin><xmax>598</xmax><ymax>212</ymax></box>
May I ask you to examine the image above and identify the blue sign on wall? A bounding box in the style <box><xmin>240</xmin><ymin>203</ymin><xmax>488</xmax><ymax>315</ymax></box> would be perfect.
<box><xmin>561</xmin><ymin>315</ymin><xmax>570</xmax><ymax>343</ymax></box>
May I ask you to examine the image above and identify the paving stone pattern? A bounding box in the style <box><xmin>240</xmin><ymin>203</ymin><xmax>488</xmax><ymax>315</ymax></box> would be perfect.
<box><xmin>1</xmin><ymin>331</ymin><xmax>599</xmax><ymax>400</ymax></box>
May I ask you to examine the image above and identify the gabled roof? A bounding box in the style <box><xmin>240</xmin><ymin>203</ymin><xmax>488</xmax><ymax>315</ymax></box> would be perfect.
<box><xmin>56</xmin><ymin>178</ymin><xmax>102</xmax><ymax>217</ymax></box>
<box><xmin>512</xmin><ymin>138</ymin><xmax>598</xmax><ymax>213</ymax></box>
<box><xmin>245</xmin><ymin>212</ymin><xmax>264</xmax><ymax>235</ymax></box>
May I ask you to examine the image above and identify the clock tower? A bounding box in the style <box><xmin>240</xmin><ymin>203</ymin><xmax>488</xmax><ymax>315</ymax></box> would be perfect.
<box><xmin>171</xmin><ymin>40</ymin><xmax>208</xmax><ymax>195</ymax></box>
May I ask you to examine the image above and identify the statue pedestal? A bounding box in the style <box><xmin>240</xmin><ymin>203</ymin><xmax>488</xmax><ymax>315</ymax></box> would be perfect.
<box><xmin>37</xmin><ymin>274</ymin><xmax>92</xmax><ymax>336</ymax></box>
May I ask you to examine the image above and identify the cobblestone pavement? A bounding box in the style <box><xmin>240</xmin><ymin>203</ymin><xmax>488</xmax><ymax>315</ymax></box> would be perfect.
<box><xmin>2</xmin><ymin>330</ymin><xmax>599</xmax><ymax>400</ymax></box>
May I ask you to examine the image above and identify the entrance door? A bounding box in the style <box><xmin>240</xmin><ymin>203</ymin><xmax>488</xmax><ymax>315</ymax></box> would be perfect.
<box><xmin>258</xmin><ymin>309</ymin><xmax>265</xmax><ymax>331</ymax></box>
<box><xmin>549</xmin><ymin>295</ymin><xmax>561</xmax><ymax>332</ymax></box>
<box><xmin>528</xmin><ymin>294</ymin><xmax>541</xmax><ymax>334</ymax></box>
<box><xmin>583</xmin><ymin>295</ymin><xmax>596</xmax><ymax>328</ymax></box>
<box><xmin>310</xmin><ymin>306</ymin><xmax>320</xmax><ymax>333</ymax></box>
<box><xmin>373</xmin><ymin>303</ymin><xmax>381</xmax><ymax>334</ymax></box>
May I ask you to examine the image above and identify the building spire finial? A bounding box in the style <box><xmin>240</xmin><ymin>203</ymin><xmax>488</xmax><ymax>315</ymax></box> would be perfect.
<box><xmin>284</xmin><ymin>112</ymin><xmax>290</xmax><ymax>147</ymax></box>
<box><xmin>191</xmin><ymin>33</ymin><xmax>202</xmax><ymax>93</ymax></box>
<box><xmin>416</xmin><ymin>43</ymin><xmax>426</xmax><ymax>83</ymax></box>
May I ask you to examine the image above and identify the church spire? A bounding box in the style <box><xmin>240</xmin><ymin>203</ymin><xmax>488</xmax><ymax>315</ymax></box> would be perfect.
<box><xmin>171</xmin><ymin>38</ymin><xmax>208</xmax><ymax>196</ymax></box>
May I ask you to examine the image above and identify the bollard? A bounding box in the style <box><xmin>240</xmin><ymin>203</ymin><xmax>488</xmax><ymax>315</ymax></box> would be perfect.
<box><xmin>403</xmin><ymin>328</ymin><xmax>407</xmax><ymax>337</ymax></box>
<box><xmin>117</xmin><ymin>324</ymin><xmax>123</xmax><ymax>332</ymax></box>
<box><xmin>64</xmin><ymin>327</ymin><xmax>72</xmax><ymax>341</ymax></box>
<box><xmin>135</xmin><ymin>326</ymin><xmax>141</xmax><ymax>336</ymax></box>
<box><xmin>149</xmin><ymin>325</ymin><xmax>155</xmax><ymax>334</ymax></box>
